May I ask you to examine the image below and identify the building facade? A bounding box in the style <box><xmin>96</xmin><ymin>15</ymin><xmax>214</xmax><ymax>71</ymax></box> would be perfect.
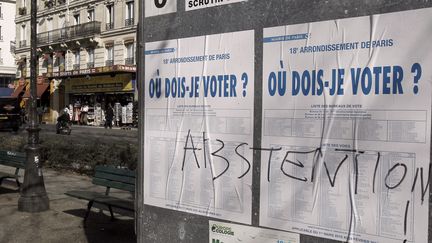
<box><xmin>15</xmin><ymin>0</ymin><xmax>137</xmax><ymax>125</ymax></box>
<box><xmin>0</xmin><ymin>0</ymin><xmax>16</xmax><ymax>97</ymax></box>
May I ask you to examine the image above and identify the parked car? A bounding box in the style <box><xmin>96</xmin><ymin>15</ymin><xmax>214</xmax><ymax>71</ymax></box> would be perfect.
<box><xmin>0</xmin><ymin>98</ymin><xmax>22</xmax><ymax>131</ymax></box>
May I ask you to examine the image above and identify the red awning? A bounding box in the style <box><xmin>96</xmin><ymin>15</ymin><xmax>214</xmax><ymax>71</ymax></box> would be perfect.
<box><xmin>10</xmin><ymin>85</ymin><xmax>26</xmax><ymax>98</ymax></box>
<box><xmin>23</xmin><ymin>83</ymin><xmax>50</xmax><ymax>99</ymax></box>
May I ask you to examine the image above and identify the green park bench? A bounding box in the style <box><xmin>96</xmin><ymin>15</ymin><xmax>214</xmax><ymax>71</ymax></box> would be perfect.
<box><xmin>65</xmin><ymin>165</ymin><xmax>135</xmax><ymax>223</ymax></box>
<box><xmin>0</xmin><ymin>150</ymin><xmax>26</xmax><ymax>188</ymax></box>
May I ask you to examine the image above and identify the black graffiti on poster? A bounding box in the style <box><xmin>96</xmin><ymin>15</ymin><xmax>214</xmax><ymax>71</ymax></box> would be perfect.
<box><xmin>181</xmin><ymin>130</ymin><xmax>251</xmax><ymax>180</ymax></box>
<box><xmin>180</xmin><ymin>129</ymin><xmax>430</xmax><ymax>242</ymax></box>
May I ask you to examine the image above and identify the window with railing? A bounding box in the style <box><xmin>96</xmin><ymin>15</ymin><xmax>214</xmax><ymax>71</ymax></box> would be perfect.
<box><xmin>106</xmin><ymin>4</ymin><xmax>114</xmax><ymax>30</ymax></box>
<box><xmin>87</xmin><ymin>48</ymin><xmax>94</xmax><ymax>68</ymax></box>
<box><xmin>125</xmin><ymin>1</ymin><xmax>134</xmax><ymax>27</ymax></box>
<box><xmin>53</xmin><ymin>52</ymin><xmax>65</xmax><ymax>71</ymax></box>
<box><xmin>74</xmin><ymin>14</ymin><xmax>80</xmax><ymax>25</ymax></box>
<box><xmin>20</xmin><ymin>25</ymin><xmax>26</xmax><ymax>47</ymax></box>
<box><xmin>106</xmin><ymin>45</ymin><xmax>114</xmax><ymax>66</ymax></box>
<box><xmin>41</xmin><ymin>53</ymin><xmax>52</xmax><ymax>68</ymax></box>
<box><xmin>73</xmin><ymin>51</ymin><xmax>80</xmax><ymax>70</ymax></box>
<box><xmin>87</xmin><ymin>9</ymin><xmax>95</xmax><ymax>22</ymax></box>
<box><xmin>125</xmin><ymin>42</ymin><xmax>134</xmax><ymax>65</ymax></box>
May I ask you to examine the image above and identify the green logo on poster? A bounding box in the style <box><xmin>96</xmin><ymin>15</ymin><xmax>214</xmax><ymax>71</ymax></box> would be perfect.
<box><xmin>212</xmin><ymin>239</ymin><xmax>223</xmax><ymax>243</ymax></box>
<box><xmin>211</xmin><ymin>224</ymin><xmax>234</xmax><ymax>236</ymax></box>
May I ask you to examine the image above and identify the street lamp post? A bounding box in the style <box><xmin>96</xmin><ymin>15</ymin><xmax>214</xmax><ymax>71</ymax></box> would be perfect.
<box><xmin>18</xmin><ymin>0</ymin><xmax>50</xmax><ymax>212</ymax></box>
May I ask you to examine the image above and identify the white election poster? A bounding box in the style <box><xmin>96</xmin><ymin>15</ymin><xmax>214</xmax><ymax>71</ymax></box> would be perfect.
<box><xmin>185</xmin><ymin>0</ymin><xmax>247</xmax><ymax>11</ymax></box>
<box><xmin>209</xmin><ymin>220</ymin><xmax>299</xmax><ymax>243</ymax></box>
<box><xmin>261</xmin><ymin>8</ymin><xmax>431</xmax><ymax>243</ymax></box>
<box><xmin>144</xmin><ymin>30</ymin><xmax>254</xmax><ymax>224</ymax></box>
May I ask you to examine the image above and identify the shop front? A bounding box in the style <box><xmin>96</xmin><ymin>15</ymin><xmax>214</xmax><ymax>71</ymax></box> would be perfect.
<box><xmin>10</xmin><ymin>77</ymin><xmax>52</xmax><ymax>124</ymax></box>
<box><xmin>65</xmin><ymin>73</ymin><xmax>136</xmax><ymax>127</ymax></box>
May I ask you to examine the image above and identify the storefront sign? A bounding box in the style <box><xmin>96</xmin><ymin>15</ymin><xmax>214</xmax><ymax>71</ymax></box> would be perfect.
<box><xmin>260</xmin><ymin>8</ymin><xmax>431</xmax><ymax>243</ymax></box>
<box><xmin>66</xmin><ymin>74</ymin><xmax>134</xmax><ymax>93</ymax></box>
<box><xmin>46</xmin><ymin>65</ymin><xmax>136</xmax><ymax>79</ymax></box>
<box><xmin>186</xmin><ymin>0</ymin><xmax>246</xmax><ymax>11</ymax></box>
<box><xmin>209</xmin><ymin>221</ymin><xmax>299</xmax><ymax>243</ymax></box>
<box><xmin>144</xmin><ymin>30</ymin><xmax>254</xmax><ymax>224</ymax></box>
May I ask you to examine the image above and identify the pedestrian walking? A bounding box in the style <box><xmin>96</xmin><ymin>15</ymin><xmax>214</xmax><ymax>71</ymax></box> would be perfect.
<box><xmin>105</xmin><ymin>104</ymin><xmax>114</xmax><ymax>129</ymax></box>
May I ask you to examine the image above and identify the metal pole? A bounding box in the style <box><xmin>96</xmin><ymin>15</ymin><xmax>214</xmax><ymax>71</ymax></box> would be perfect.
<box><xmin>137</xmin><ymin>0</ymin><xmax>145</xmax><ymax>240</ymax></box>
<box><xmin>18</xmin><ymin>0</ymin><xmax>49</xmax><ymax>212</ymax></box>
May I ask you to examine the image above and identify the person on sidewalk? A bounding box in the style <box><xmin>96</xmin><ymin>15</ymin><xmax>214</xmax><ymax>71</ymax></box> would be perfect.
<box><xmin>104</xmin><ymin>104</ymin><xmax>114</xmax><ymax>129</ymax></box>
<box><xmin>80</xmin><ymin>102</ymin><xmax>89</xmax><ymax>125</ymax></box>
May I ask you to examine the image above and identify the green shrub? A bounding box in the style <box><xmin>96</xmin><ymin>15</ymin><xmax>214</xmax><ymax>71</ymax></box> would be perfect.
<box><xmin>0</xmin><ymin>132</ymin><xmax>138</xmax><ymax>175</ymax></box>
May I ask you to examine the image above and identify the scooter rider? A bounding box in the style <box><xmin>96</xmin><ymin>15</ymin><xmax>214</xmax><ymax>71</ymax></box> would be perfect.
<box><xmin>56</xmin><ymin>107</ymin><xmax>71</xmax><ymax>132</ymax></box>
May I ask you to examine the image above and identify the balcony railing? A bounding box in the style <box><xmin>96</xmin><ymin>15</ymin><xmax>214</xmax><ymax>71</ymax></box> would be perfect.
<box><xmin>125</xmin><ymin>18</ymin><xmax>134</xmax><ymax>27</ymax></box>
<box><xmin>105</xmin><ymin>60</ymin><xmax>114</xmax><ymax>67</ymax></box>
<box><xmin>105</xmin><ymin>22</ymin><xmax>114</xmax><ymax>30</ymax></box>
<box><xmin>125</xmin><ymin>57</ymin><xmax>134</xmax><ymax>65</ymax></box>
<box><xmin>18</xmin><ymin>7</ymin><xmax>26</xmax><ymax>15</ymax></box>
<box><xmin>19</xmin><ymin>40</ymin><xmax>27</xmax><ymax>48</ymax></box>
<box><xmin>87</xmin><ymin>62</ymin><xmax>94</xmax><ymax>68</ymax></box>
<box><xmin>37</xmin><ymin>21</ymin><xmax>101</xmax><ymax>46</ymax></box>
<box><xmin>73</xmin><ymin>64</ymin><xmax>80</xmax><ymax>70</ymax></box>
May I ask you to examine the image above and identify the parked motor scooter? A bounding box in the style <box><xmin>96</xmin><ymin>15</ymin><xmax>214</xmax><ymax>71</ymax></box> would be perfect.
<box><xmin>56</xmin><ymin>113</ymin><xmax>72</xmax><ymax>135</ymax></box>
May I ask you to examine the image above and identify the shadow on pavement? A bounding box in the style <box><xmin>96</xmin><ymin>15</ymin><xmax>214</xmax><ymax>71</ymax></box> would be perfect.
<box><xmin>63</xmin><ymin>209</ymin><xmax>136</xmax><ymax>243</ymax></box>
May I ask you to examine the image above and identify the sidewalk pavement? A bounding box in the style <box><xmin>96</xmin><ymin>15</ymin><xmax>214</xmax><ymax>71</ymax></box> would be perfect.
<box><xmin>39</xmin><ymin>124</ymin><xmax>138</xmax><ymax>139</ymax></box>
<box><xmin>0</xmin><ymin>165</ymin><xmax>136</xmax><ymax>243</ymax></box>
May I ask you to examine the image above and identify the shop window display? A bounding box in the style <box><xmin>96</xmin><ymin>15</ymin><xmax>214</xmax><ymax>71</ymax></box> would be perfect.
<box><xmin>68</xmin><ymin>93</ymin><xmax>135</xmax><ymax>127</ymax></box>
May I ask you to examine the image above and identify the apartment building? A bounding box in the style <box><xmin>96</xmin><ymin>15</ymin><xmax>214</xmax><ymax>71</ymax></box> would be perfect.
<box><xmin>15</xmin><ymin>0</ymin><xmax>137</xmax><ymax>124</ymax></box>
<box><xmin>0</xmin><ymin>0</ymin><xmax>16</xmax><ymax>97</ymax></box>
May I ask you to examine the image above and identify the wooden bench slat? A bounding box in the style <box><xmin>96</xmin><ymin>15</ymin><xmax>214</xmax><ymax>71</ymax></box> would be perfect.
<box><xmin>94</xmin><ymin>171</ymin><xmax>135</xmax><ymax>184</ymax></box>
<box><xmin>0</xmin><ymin>151</ymin><xmax>26</xmax><ymax>170</ymax></box>
<box><xmin>0</xmin><ymin>171</ymin><xmax>16</xmax><ymax>179</ymax></box>
<box><xmin>95</xmin><ymin>165</ymin><xmax>135</xmax><ymax>177</ymax></box>
<box><xmin>0</xmin><ymin>151</ymin><xmax>26</xmax><ymax>156</ymax></box>
<box><xmin>92</xmin><ymin>178</ymin><xmax>135</xmax><ymax>192</ymax></box>
<box><xmin>0</xmin><ymin>160</ymin><xmax>25</xmax><ymax>169</ymax></box>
